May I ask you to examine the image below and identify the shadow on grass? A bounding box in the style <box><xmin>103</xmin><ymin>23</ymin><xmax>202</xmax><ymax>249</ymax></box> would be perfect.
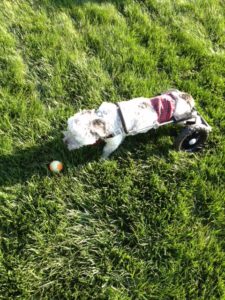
<box><xmin>0</xmin><ymin>126</ymin><xmax>178</xmax><ymax>187</ymax></box>
<box><xmin>0</xmin><ymin>135</ymin><xmax>103</xmax><ymax>187</ymax></box>
<box><xmin>118</xmin><ymin>126</ymin><xmax>178</xmax><ymax>159</ymax></box>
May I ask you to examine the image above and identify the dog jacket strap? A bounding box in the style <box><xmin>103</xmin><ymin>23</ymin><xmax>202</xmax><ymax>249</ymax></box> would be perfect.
<box><xmin>115</xmin><ymin>103</ymin><xmax>129</xmax><ymax>134</ymax></box>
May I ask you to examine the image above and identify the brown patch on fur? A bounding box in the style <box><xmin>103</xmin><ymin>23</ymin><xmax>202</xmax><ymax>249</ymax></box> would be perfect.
<box><xmin>91</xmin><ymin>119</ymin><xmax>106</xmax><ymax>137</ymax></box>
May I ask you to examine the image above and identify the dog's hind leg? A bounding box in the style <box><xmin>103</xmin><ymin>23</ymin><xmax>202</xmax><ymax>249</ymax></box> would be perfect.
<box><xmin>101</xmin><ymin>134</ymin><xmax>125</xmax><ymax>159</ymax></box>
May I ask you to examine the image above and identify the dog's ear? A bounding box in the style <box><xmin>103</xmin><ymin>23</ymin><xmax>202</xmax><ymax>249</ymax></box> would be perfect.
<box><xmin>90</xmin><ymin>118</ymin><xmax>106</xmax><ymax>138</ymax></box>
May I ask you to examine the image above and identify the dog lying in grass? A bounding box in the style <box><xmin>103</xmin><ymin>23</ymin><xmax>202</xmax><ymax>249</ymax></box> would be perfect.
<box><xmin>63</xmin><ymin>90</ymin><xmax>195</xmax><ymax>159</ymax></box>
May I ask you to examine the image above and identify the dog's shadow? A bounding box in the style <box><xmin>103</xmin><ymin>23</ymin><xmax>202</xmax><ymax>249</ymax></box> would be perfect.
<box><xmin>116</xmin><ymin>125</ymin><xmax>178</xmax><ymax>159</ymax></box>
<box><xmin>1</xmin><ymin>126</ymin><xmax>178</xmax><ymax>187</ymax></box>
<box><xmin>0</xmin><ymin>135</ymin><xmax>103</xmax><ymax>187</ymax></box>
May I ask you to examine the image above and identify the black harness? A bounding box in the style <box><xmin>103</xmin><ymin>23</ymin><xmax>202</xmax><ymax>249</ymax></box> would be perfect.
<box><xmin>115</xmin><ymin>103</ymin><xmax>129</xmax><ymax>134</ymax></box>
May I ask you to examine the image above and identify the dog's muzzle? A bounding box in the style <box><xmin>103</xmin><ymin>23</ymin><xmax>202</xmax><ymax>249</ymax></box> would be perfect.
<box><xmin>63</xmin><ymin>135</ymin><xmax>81</xmax><ymax>150</ymax></box>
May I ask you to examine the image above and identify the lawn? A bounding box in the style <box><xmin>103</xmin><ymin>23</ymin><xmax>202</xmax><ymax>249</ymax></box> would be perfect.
<box><xmin>0</xmin><ymin>0</ymin><xmax>225</xmax><ymax>299</ymax></box>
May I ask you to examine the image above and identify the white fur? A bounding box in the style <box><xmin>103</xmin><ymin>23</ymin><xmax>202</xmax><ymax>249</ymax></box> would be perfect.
<box><xmin>63</xmin><ymin>90</ymin><xmax>195</xmax><ymax>158</ymax></box>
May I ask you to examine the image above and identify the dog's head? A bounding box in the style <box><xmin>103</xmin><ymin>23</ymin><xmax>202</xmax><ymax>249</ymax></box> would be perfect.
<box><xmin>63</xmin><ymin>109</ymin><xmax>107</xmax><ymax>150</ymax></box>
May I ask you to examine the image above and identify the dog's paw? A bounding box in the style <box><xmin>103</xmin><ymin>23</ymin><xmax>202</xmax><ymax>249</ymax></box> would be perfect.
<box><xmin>100</xmin><ymin>155</ymin><xmax>110</xmax><ymax>161</ymax></box>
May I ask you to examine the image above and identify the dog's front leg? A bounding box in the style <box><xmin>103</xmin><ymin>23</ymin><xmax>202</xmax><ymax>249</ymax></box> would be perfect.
<box><xmin>101</xmin><ymin>134</ymin><xmax>125</xmax><ymax>159</ymax></box>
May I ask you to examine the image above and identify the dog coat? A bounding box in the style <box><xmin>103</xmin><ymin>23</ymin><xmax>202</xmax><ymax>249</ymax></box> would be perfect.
<box><xmin>117</xmin><ymin>94</ymin><xmax>176</xmax><ymax>134</ymax></box>
<box><xmin>150</xmin><ymin>94</ymin><xmax>176</xmax><ymax>123</ymax></box>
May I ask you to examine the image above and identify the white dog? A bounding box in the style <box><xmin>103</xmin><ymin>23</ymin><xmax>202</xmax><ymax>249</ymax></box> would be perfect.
<box><xmin>63</xmin><ymin>90</ymin><xmax>196</xmax><ymax>159</ymax></box>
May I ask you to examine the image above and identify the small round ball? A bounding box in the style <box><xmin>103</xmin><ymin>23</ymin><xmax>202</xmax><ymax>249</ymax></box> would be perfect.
<box><xmin>49</xmin><ymin>160</ymin><xmax>63</xmax><ymax>173</ymax></box>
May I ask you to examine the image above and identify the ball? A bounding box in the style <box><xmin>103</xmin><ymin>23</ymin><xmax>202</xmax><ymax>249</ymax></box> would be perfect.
<box><xmin>49</xmin><ymin>160</ymin><xmax>63</xmax><ymax>173</ymax></box>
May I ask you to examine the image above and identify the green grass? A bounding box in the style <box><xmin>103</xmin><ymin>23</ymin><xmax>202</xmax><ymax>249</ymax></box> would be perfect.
<box><xmin>1</xmin><ymin>0</ymin><xmax>225</xmax><ymax>299</ymax></box>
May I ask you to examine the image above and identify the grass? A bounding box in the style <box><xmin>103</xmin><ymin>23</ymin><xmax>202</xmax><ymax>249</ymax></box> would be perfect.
<box><xmin>0</xmin><ymin>0</ymin><xmax>225</xmax><ymax>299</ymax></box>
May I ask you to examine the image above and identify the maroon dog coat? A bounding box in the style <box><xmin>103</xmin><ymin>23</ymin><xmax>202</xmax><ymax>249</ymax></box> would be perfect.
<box><xmin>150</xmin><ymin>94</ymin><xmax>176</xmax><ymax>123</ymax></box>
